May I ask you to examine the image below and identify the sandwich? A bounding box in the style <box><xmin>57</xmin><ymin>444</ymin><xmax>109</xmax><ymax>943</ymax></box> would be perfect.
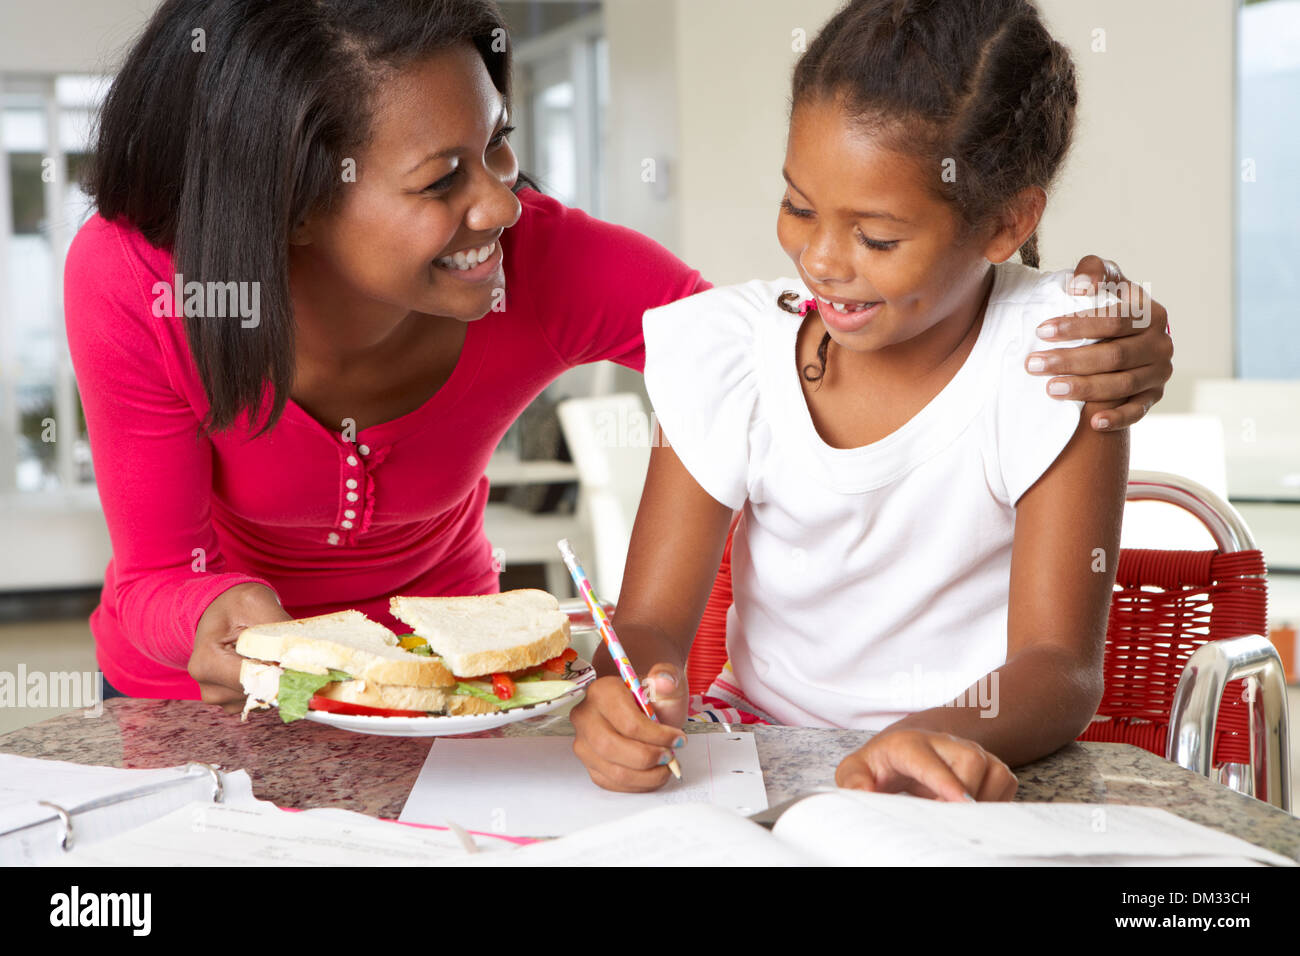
<box><xmin>236</xmin><ymin>609</ymin><xmax>455</xmax><ymax>722</ymax></box>
<box><xmin>388</xmin><ymin>589</ymin><xmax>579</xmax><ymax>715</ymax></box>
<box><xmin>236</xmin><ymin>591</ymin><xmax>581</xmax><ymax>722</ymax></box>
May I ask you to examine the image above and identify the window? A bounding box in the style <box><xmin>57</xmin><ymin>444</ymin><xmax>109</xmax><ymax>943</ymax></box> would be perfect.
<box><xmin>1237</xmin><ymin>0</ymin><xmax>1300</xmax><ymax>378</ymax></box>
<box><xmin>1</xmin><ymin>74</ymin><xmax>106</xmax><ymax>495</ymax></box>
<box><xmin>500</xmin><ymin>1</ymin><xmax>607</xmax><ymax>216</ymax></box>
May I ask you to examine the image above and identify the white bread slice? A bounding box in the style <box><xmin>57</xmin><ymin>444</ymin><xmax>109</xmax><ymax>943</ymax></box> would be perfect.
<box><xmin>239</xmin><ymin>659</ymin><xmax>448</xmax><ymax>715</ymax></box>
<box><xmin>389</xmin><ymin>590</ymin><xmax>570</xmax><ymax>677</ymax></box>
<box><xmin>445</xmin><ymin>693</ymin><xmax>500</xmax><ymax>716</ymax></box>
<box><xmin>235</xmin><ymin>610</ymin><xmax>454</xmax><ymax>687</ymax></box>
<box><xmin>315</xmin><ymin>678</ymin><xmax>448</xmax><ymax>713</ymax></box>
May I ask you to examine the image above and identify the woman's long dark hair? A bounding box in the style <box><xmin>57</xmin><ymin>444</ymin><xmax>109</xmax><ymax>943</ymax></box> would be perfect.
<box><xmin>788</xmin><ymin>0</ymin><xmax>1078</xmax><ymax>385</ymax></box>
<box><xmin>88</xmin><ymin>0</ymin><xmax>527</xmax><ymax>436</ymax></box>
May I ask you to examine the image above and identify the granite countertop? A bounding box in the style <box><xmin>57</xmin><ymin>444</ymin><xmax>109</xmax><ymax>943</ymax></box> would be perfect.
<box><xmin>3</xmin><ymin>699</ymin><xmax>1298</xmax><ymax>861</ymax></box>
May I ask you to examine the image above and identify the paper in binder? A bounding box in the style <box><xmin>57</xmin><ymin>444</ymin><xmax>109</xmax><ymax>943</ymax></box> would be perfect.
<box><xmin>0</xmin><ymin>754</ymin><xmax>229</xmax><ymax>865</ymax></box>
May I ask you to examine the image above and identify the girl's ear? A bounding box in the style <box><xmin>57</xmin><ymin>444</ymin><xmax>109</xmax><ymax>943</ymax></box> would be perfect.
<box><xmin>289</xmin><ymin>216</ymin><xmax>313</xmax><ymax>246</ymax></box>
<box><xmin>982</xmin><ymin>186</ymin><xmax>1046</xmax><ymax>264</ymax></box>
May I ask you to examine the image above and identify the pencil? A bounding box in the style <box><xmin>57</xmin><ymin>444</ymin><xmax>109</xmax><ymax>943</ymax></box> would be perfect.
<box><xmin>556</xmin><ymin>538</ymin><xmax>682</xmax><ymax>780</ymax></box>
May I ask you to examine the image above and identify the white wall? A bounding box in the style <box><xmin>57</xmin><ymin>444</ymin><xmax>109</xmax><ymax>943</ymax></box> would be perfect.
<box><xmin>0</xmin><ymin>0</ymin><xmax>162</xmax><ymax>74</ymax></box>
<box><xmin>1036</xmin><ymin>0</ymin><xmax>1237</xmax><ymax>410</ymax></box>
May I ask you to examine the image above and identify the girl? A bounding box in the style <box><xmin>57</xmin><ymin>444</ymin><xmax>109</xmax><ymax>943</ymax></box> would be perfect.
<box><xmin>66</xmin><ymin>0</ymin><xmax>1165</xmax><ymax>709</ymax></box>
<box><xmin>571</xmin><ymin>0</ymin><xmax>1130</xmax><ymax>802</ymax></box>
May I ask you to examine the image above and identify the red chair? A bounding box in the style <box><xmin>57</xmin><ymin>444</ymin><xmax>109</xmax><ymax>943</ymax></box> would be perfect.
<box><xmin>686</xmin><ymin>470</ymin><xmax>1290</xmax><ymax>809</ymax></box>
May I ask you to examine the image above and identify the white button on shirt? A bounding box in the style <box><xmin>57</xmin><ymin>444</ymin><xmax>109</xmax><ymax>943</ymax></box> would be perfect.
<box><xmin>359</xmin><ymin>444</ymin><xmax>370</xmax><ymax>455</ymax></box>
<box><xmin>327</xmin><ymin>532</ymin><xmax>340</xmax><ymax>545</ymax></box>
<box><xmin>346</xmin><ymin>492</ymin><xmax>359</xmax><ymax>502</ymax></box>
<box><xmin>346</xmin><ymin>478</ymin><xmax>358</xmax><ymax>489</ymax></box>
<box><xmin>344</xmin><ymin>509</ymin><xmax>356</xmax><ymax>519</ymax></box>
<box><xmin>346</xmin><ymin>455</ymin><xmax>358</xmax><ymax>467</ymax></box>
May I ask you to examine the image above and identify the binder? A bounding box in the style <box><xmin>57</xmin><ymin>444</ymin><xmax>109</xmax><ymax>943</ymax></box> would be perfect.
<box><xmin>1</xmin><ymin>756</ymin><xmax>227</xmax><ymax>865</ymax></box>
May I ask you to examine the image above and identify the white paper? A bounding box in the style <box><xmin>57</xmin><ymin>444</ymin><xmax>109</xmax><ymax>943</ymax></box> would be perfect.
<box><xmin>0</xmin><ymin>755</ymin><xmax>233</xmax><ymax>865</ymax></box>
<box><xmin>0</xmin><ymin>755</ymin><xmax>208</xmax><ymax>833</ymax></box>
<box><xmin>454</xmin><ymin>803</ymin><xmax>808</xmax><ymax>867</ymax></box>
<box><xmin>773</xmin><ymin>790</ymin><xmax>1295</xmax><ymax>866</ymax></box>
<box><xmin>399</xmin><ymin>733</ymin><xmax>768</xmax><ymax>837</ymax></box>
<box><xmin>48</xmin><ymin>775</ymin><xmax>518</xmax><ymax>866</ymax></box>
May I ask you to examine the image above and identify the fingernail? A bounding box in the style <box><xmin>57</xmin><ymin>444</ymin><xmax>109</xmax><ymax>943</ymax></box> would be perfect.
<box><xmin>674</xmin><ymin>736</ymin><xmax>686</xmax><ymax>748</ymax></box>
<box><xmin>1026</xmin><ymin>355</ymin><xmax>1046</xmax><ymax>373</ymax></box>
<box><xmin>654</xmin><ymin>671</ymin><xmax>678</xmax><ymax>690</ymax></box>
<box><xmin>1068</xmin><ymin>275</ymin><xmax>1091</xmax><ymax>294</ymax></box>
<box><xmin>964</xmin><ymin>793</ymin><xmax>977</xmax><ymax>802</ymax></box>
<box><xmin>1036</xmin><ymin>322</ymin><xmax>1057</xmax><ymax>339</ymax></box>
<box><xmin>658</xmin><ymin>752</ymin><xmax>672</xmax><ymax>766</ymax></box>
<box><xmin>1096</xmin><ymin>417</ymin><xmax>1110</xmax><ymax>429</ymax></box>
<box><xmin>1048</xmin><ymin>381</ymin><xmax>1071</xmax><ymax>396</ymax></box>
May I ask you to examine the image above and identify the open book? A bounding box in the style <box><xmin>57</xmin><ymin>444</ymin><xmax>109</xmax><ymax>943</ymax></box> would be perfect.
<box><xmin>451</xmin><ymin>789</ymin><xmax>1296</xmax><ymax>867</ymax></box>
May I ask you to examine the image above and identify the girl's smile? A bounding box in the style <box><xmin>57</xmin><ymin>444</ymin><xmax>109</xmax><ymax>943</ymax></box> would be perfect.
<box><xmin>814</xmin><ymin>296</ymin><xmax>883</xmax><ymax>333</ymax></box>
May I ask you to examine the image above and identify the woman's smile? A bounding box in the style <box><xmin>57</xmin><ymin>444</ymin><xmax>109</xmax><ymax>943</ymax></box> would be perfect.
<box><xmin>433</xmin><ymin>236</ymin><xmax>504</xmax><ymax>284</ymax></box>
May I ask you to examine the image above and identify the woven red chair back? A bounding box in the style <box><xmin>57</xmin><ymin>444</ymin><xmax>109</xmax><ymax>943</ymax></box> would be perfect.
<box><xmin>1078</xmin><ymin>548</ymin><xmax>1267</xmax><ymax>766</ymax></box>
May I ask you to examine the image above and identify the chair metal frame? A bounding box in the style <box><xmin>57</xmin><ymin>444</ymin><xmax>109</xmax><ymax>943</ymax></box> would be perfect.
<box><xmin>1127</xmin><ymin>471</ymin><xmax>1290</xmax><ymax>811</ymax></box>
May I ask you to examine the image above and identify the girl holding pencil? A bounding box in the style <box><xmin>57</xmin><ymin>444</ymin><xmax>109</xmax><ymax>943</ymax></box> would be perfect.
<box><xmin>571</xmin><ymin>0</ymin><xmax>1133</xmax><ymax>801</ymax></box>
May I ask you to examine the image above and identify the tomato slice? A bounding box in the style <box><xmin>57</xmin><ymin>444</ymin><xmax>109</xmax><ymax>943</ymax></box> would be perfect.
<box><xmin>456</xmin><ymin>649</ymin><xmax>579</xmax><ymax>684</ymax></box>
<box><xmin>491</xmin><ymin>673</ymin><xmax>516</xmax><ymax>701</ymax></box>
<box><xmin>308</xmin><ymin>694</ymin><xmax>426</xmax><ymax>718</ymax></box>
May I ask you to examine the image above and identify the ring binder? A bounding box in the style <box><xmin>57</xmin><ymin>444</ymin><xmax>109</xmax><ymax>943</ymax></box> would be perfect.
<box><xmin>35</xmin><ymin>801</ymin><xmax>74</xmax><ymax>851</ymax></box>
<box><xmin>187</xmin><ymin>763</ymin><xmax>225</xmax><ymax>804</ymax></box>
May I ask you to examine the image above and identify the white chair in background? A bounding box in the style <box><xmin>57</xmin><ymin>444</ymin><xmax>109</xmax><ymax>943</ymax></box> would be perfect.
<box><xmin>1123</xmin><ymin>413</ymin><xmax>1229</xmax><ymax>551</ymax></box>
<box><xmin>556</xmin><ymin>393</ymin><xmax>654</xmax><ymax>604</ymax></box>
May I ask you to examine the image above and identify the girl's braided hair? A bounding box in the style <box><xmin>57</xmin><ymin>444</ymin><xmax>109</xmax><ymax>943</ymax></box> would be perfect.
<box><xmin>784</xmin><ymin>0</ymin><xmax>1078</xmax><ymax>385</ymax></box>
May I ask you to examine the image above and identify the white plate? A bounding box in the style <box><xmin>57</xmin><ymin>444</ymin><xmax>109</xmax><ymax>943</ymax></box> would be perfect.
<box><xmin>301</xmin><ymin>659</ymin><xmax>596</xmax><ymax>737</ymax></box>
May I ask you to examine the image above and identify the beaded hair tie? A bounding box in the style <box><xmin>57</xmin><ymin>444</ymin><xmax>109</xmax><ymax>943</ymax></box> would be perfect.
<box><xmin>777</xmin><ymin>291</ymin><xmax>817</xmax><ymax>316</ymax></box>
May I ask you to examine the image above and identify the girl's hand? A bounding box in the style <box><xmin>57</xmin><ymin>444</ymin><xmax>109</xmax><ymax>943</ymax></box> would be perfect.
<box><xmin>1028</xmin><ymin>255</ymin><xmax>1173</xmax><ymax>431</ymax></box>
<box><xmin>188</xmin><ymin>582</ymin><xmax>292</xmax><ymax>714</ymax></box>
<box><xmin>835</xmin><ymin>729</ymin><xmax>1018</xmax><ymax>802</ymax></box>
<box><xmin>570</xmin><ymin>665</ymin><xmax>688</xmax><ymax>792</ymax></box>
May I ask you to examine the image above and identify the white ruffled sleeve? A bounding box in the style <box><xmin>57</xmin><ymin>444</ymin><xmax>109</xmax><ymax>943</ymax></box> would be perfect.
<box><xmin>990</xmin><ymin>267</ymin><xmax>1117</xmax><ymax>505</ymax></box>
<box><xmin>641</xmin><ymin>284</ymin><xmax>765</xmax><ymax>510</ymax></box>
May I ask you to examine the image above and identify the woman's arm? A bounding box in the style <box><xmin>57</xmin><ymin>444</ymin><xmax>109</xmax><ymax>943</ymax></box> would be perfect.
<box><xmin>836</xmin><ymin>406</ymin><xmax>1128</xmax><ymax>798</ymax></box>
<box><xmin>569</xmin><ymin>430</ymin><xmax>735</xmax><ymax>791</ymax></box>
<box><xmin>65</xmin><ymin>218</ymin><xmax>285</xmax><ymax>698</ymax></box>
<box><xmin>1034</xmin><ymin>255</ymin><xmax>1173</xmax><ymax>430</ymax></box>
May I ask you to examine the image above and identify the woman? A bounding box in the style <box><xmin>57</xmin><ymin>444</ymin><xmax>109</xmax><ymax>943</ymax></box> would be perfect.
<box><xmin>66</xmin><ymin>0</ymin><xmax>1172</xmax><ymax>710</ymax></box>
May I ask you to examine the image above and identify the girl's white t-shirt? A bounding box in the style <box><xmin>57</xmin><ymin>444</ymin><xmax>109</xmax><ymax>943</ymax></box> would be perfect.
<box><xmin>642</xmin><ymin>261</ymin><xmax>1108</xmax><ymax>730</ymax></box>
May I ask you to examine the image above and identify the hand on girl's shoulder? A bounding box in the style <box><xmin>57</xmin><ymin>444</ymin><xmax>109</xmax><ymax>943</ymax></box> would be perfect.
<box><xmin>834</xmin><ymin>727</ymin><xmax>1018</xmax><ymax>802</ymax></box>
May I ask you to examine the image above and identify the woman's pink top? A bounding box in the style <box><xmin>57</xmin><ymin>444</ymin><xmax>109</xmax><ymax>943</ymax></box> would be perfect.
<box><xmin>64</xmin><ymin>188</ymin><xmax>708</xmax><ymax>699</ymax></box>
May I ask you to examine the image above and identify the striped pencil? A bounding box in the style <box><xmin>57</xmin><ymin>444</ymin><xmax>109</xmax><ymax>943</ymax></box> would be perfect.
<box><xmin>556</xmin><ymin>538</ymin><xmax>682</xmax><ymax>780</ymax></box>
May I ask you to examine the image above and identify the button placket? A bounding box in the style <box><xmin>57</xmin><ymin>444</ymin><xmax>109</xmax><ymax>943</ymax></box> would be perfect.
<box><xmin>331</xmin><ymin>446</ymin><xmax>364</xmax><ymax>545</ymax></box>
<box><xmin>332</xmin><ymin>440</ymin><xmax>386</xmax><ymax>545</ymax></box>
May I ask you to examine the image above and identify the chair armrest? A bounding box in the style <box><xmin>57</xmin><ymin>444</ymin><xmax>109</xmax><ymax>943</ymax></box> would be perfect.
<box><xmin>1167</xmin><ymin>634</ymin><xmax>1291</xmax><ymax>811</ymax></box>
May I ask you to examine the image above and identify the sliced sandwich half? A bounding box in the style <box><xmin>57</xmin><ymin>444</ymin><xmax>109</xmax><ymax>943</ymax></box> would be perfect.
<box><xmin>388</xmin><ymin>589</ymin><xmax>580</xmax><ymax>714</ymax></box>
<box><xmin>236</xmin><ymin>610</ymin><xmax>455</xmax><ymax>722</ymax></box>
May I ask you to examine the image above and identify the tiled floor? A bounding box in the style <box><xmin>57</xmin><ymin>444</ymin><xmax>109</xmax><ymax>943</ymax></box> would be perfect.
<box><xmin>3</xmin><ymin>616</ymin><xmax>1299</xmax><ymax>812</ymax></box>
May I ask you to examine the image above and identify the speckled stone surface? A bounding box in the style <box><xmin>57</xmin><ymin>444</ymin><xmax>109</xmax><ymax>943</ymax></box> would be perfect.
<box><xmin>3</xmin><ymin>699</ymin><xmax>1297</xmax><ymax>861</ymax></box>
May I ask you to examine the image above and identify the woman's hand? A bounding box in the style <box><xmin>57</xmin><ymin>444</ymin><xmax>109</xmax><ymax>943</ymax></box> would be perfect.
<box><xmin>1029</xmin><ymin>255</ymin><xmax>1173</xmax><ymax>431</ymax></box>
<box><xmin>570</xmin><ymin>665</ymin><xmax>688</xmax><ymax>792</ymax></box>
<box><xmin>188</xmin><ymin>582</ymin><xmax>292</xmax><ymax>714</ymax></box>
<box><xmin>835</xmin><ymin>728</ymin><xmax>1018</xmax><ymax>802</ymax></box>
